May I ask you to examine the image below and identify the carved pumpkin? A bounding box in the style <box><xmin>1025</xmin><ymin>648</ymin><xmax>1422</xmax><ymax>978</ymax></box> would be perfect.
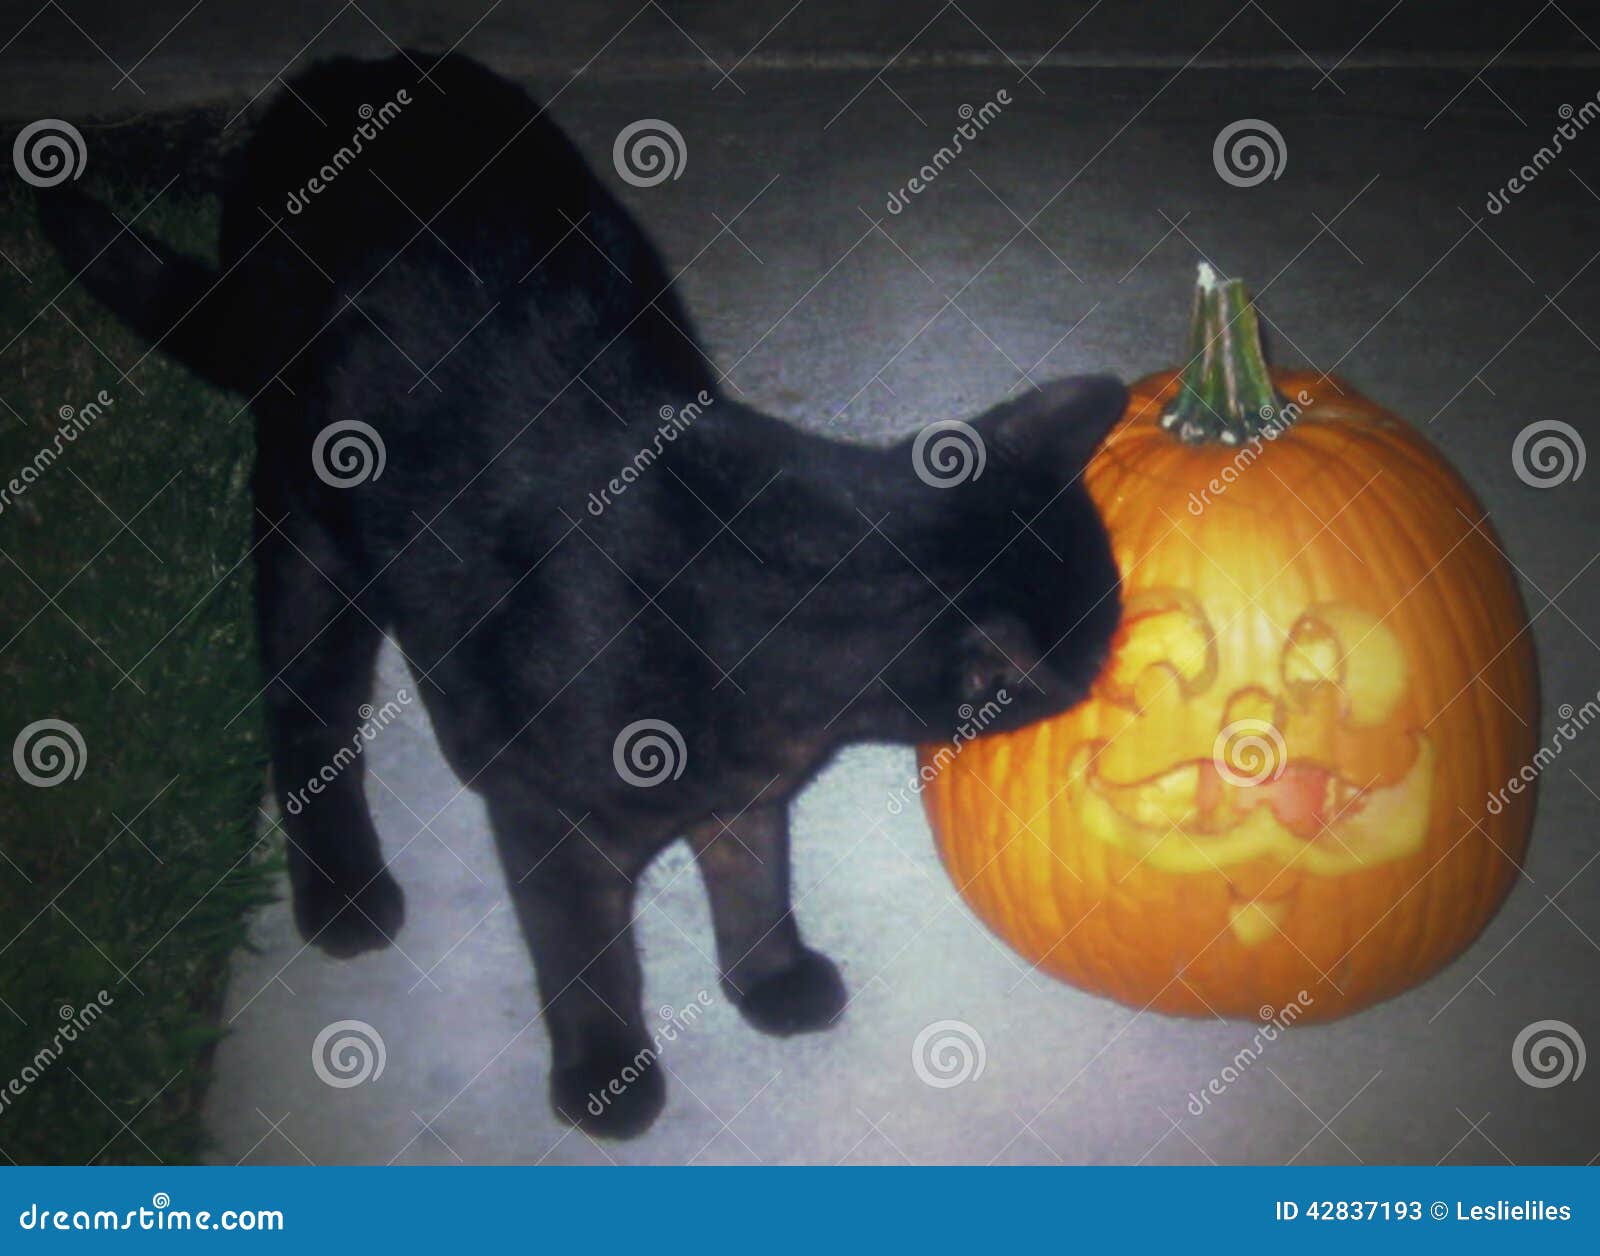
<box><xmin>920</xmin><ymin>266</ymin><xmax>1538</xmax><ymax>1022</ymax></box>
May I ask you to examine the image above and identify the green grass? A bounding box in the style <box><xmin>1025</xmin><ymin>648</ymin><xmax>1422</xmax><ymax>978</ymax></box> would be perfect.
<box><xmin>0</xmin><ymin>174</ymin><xmax>277</xmax><ymax>1164</ymax></box>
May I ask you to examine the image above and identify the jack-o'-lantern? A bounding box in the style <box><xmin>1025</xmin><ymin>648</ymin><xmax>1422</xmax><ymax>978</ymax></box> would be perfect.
<box><xmin>920</xmin><ymin>266</ymin><xmax>1538</xmax><ymax>1022</ymax></box>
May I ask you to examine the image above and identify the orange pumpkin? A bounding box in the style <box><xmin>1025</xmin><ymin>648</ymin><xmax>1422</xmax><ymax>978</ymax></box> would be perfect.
<box><xmin>920</xmin><ymin>266</ymin><xmax>1538</xmax><ymax>1022</ymax></box>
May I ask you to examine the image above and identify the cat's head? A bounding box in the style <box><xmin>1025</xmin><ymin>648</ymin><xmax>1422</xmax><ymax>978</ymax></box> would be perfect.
<box><xmin>879</xmin><ymin>374</ymin><xmax>1127</xmax><ymax>740</ymax></box>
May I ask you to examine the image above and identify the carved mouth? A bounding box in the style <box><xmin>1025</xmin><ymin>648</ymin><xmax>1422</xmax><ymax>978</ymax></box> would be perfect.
<box><xmin>1065</xmin><ymin>735</ymin><xmax>1434</xmax><ymax>877</ymax></box>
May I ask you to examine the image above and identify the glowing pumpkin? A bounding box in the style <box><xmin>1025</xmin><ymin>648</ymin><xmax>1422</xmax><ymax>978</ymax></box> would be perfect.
<box><xmin>920</xmin><ymin>266</ymin><xmax>1538</xmax><ymax>1022</ymax></box>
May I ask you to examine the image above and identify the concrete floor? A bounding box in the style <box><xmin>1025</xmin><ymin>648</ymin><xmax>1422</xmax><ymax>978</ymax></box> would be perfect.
<box><xmin>12</xmin><ymin>3</ymin><xmax>1598</xmax><ymax>1163</ymax></box>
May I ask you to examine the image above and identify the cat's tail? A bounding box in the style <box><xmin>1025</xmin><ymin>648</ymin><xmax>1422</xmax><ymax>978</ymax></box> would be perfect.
<box><xmin>35</xmin><ymin>187</ymin><xmax>249</xmax><ymax>393</ymax></box>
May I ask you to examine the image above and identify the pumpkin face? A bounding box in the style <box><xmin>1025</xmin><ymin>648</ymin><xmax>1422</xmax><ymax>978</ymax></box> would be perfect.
<box><xmin>920</xmin><ymin>330</ymin><xmax>1538</xmax><ymax>1022</ymax></box>
<box><xmin>1071</xmin><ymin>586</ymin><xmax>1434</xmax><ymax>889</ymax></box>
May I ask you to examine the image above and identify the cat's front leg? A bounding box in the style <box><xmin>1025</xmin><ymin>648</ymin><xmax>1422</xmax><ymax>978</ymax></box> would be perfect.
<box><xmin>687</xmin><ymin>802</ymin><xmax>847</xmax><ymax>1036</ymax></box>
<box><xmin>484</xmin><ymin>789</ymin><xmax>664</xmax><ymax>1139</ymax></box>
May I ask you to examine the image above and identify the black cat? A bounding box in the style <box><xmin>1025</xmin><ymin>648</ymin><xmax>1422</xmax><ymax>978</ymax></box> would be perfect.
<box><xmin>40</xmin><ymin>52</ymin><xmax>1124</xmax><ymax>1138</ymax></box>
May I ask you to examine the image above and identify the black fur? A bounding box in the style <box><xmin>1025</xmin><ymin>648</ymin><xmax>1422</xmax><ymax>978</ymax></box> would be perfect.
<box><xmin>39</xmin><ymin>52</ymin><xmax>1124</xmax><ymax>1139</ymax></box>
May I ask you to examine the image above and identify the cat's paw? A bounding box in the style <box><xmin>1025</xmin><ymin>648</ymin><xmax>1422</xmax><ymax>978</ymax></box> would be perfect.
<box><xmin>294</xmin><ymin>870</ymin><xmax>405</xmax><ymax>958</ymax></box>
<box><xmin>733</xmin><ymin>948</ymin><xmax>847</xmax><ymax>1036</ymax></box>
<box><xmin>550</xmin><ymin>1046</ymin><xmax>666</xmax><ymax>1139</ymax></box>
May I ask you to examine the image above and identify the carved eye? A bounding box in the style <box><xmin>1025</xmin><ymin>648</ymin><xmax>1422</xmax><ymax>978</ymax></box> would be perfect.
<box><xmin>1098</xmin><ymin>587</ymin><xmax>1218</xmax><ymax>711</ymax></box>
<box><xmin>1282</xmin><ymin>603</ymin><xmax>1407</xmax><ymax>726</ymax></box>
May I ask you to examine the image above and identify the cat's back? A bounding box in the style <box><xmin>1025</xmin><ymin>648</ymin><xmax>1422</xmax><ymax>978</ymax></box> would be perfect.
<box><xmin>218</xmin><ymin>52</ymin><xmax>699</xmax><ymax>374</ymax></box>
<box><xmin>226</xmin><ymin>52</ymin><xmax>712</xmax><ymax>511</ymax></box>
<box><xmin>226</xmin><ymin>54</ymin><xmax>603</xmax><ymax>285</ymax></box>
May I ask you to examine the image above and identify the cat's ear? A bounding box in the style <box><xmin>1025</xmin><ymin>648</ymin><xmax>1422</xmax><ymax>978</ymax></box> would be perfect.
<box><xmin>975</xmin><ymin>374</ymin><xmax>1127</xmax><ymax>472</ymax></box>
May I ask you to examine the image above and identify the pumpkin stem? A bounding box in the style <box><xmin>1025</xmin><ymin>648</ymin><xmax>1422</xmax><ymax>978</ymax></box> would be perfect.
<box><xmin>1160</xmin><ymin>263</ymin><xmax>1286</xmax><ymax>446</ymax></box>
